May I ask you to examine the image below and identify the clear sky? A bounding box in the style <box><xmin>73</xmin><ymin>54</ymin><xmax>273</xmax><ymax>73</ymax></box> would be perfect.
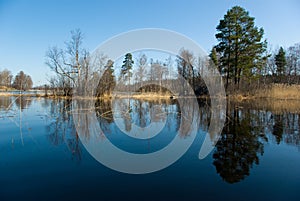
<box><xmin>0</xmin><ymin>0</ymin><xmax>299</xmax><ymax>86</ymax></box>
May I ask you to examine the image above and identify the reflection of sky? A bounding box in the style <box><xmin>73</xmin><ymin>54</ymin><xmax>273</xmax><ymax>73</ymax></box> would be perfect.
<box><xmin>108</xmin><ymin>99</ymin><xmax>179</xmax><ymax>154</ymax></box>
<box><xmin>0</xmin><ymin>97</ymin><xmax>300</xmax><ymax>200</ymax></box>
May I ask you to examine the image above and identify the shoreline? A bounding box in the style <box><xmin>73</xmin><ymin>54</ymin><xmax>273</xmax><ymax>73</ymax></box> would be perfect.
<box><xmin>1</xmin><ymin>84</ymin><xmax>300</xmax><ymax>101</ymax></box>
<box><xmin>1</xmin><ymin>93</ymin><xmax>300</xmax><ymax>101</ymax></box>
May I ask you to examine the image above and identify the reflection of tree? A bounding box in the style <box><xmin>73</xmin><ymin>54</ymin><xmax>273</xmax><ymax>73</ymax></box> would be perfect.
<box><xmin>286</xmin><ymin>114</ymin><xmax>300</xmax><ymax>147</ymax></box>
<box><xmin>213</xmin><ymin>107</ymin><xmax>265</xmax><ymax>184</ymax></box>
<box><xmin>0</xmin><ymin>96</ymin><xmax>12</xmax><ymax>109</ymax></box>
<box><xmin>15</xmin><ymin>96</ymin><xmax>32</xmax><ymax>110</ymax></box>
<box><xmin>179</xmin><ymin>99</ymin><xmax>198</xmax><ymax>137</ymax></box>
<box><xmin>116</xmin><ymin>99</ymin><xmax>133</xmax><ymax>132</ymax></box>
<box><xmin>46</xmin><ymin>99</ymin><xmax>82</xmax><ymax>162</ymax></box>
<box><xmin>112</xmin><ymin>98</ymin><xmax>178</xmax><ymax>134</ymax></box>
<box><xmin>272</xmin><ymin>114</ymin><xmax>283</xmax><ymax>144</ymax></box>
<box><xmin>95</xmin><ymin>99</ymin><xmax>113</xmax><ymax>133</ymax></box>
<box><xmin>197</xmin><ymin>98</ymin><xmax>211</xmax><ymax>132</ymax></box>
<box><xmin>134</xmin><ymin>100</ymin><xmax>149</xmax><ymax>128</ymax></box>
<box><xmin>149</xmin><ymin>100</ymin><xmax>167</xmax><ymax>123</ymax></box>
<box><xmin>176</xmin><ymin>98</ymin><xmax>200</xmax><ymax>137</ymax></box>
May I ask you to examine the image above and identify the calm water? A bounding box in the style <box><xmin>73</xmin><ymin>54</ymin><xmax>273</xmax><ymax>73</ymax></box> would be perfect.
<box><xmin>0</xmin><ymin>96</ymin><xmax>300</xmax><ymax>201</ymax></box>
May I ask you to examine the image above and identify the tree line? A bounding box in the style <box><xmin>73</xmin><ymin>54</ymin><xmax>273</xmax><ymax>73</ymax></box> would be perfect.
<box><xmin>0</xmin><ymin>69</ymin><xmax>33</xmax><ymax>90</ymax></box>
<box><xmin>45</xmin><ymin>6</ymin><xmax>300</xmax><ymax>97</ymax></box>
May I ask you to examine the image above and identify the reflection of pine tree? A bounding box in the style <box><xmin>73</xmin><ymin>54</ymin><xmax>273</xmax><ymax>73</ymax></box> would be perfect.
<box><xmin>213</xmin><ymin>108</ymin><xmax>265</xmax><ymax>183</ymax></box>
<box><xmin>117</xmin><ymin>99</ymin><xmax>132</xmax><ymax>132</ymax></box>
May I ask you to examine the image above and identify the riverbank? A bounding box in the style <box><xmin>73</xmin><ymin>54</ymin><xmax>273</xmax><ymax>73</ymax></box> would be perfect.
<box><xmin>1</xmin><ymin>84</ymin><xmax>300</xmax><ymax>100</ymax></box>
<box><xmin>227</xmin><ymin>84</ymin><xmax>300</xmax><ymax>101</ymax></box>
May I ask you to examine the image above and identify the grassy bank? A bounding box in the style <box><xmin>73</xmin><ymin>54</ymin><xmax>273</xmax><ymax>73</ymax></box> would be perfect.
<box><xmin>113</xmin><ymin>92</ymin><xmax>174</xmax><ymax>100</ymax></box>
<box><xmin>0</xmin><ymin>92</ymin><xmax>44</xmax><ymax>97</ymax></box>
<box><xmin>1</xmin><ymin>84</ymin><xmax>300</xmax><ymax>100</ymax></box>
<box><xmin>228</xmin><ymin>84</ymin><xmax>300</xmax><ymax>100</ymax></box>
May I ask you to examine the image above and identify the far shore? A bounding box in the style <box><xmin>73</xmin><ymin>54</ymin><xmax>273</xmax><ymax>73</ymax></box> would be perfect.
<box><xmin>1</xmin><ymin>84</ymin><xmax>300</xmax><ymax>101</ymax></box>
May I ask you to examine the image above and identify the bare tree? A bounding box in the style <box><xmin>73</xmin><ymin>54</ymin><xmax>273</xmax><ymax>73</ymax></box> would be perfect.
<box><xmin>177</xmin><ymin>48</ymin><xmax>196</xmax><ymax>93</ymax></box>
<box><xmin>12</xmin><ymin>71</ymin><xmax>33</xmax><ymax>90</ymax></box>
<box><xmin>286</xmin><ymin>43</ymin><xmax>300</xmax><ymax>84</ymax></box>
<box><xmin>135</xmin><ymin>53</ymin><xmax>147</xmax><ymax>91</ymax></box>
<box><xmin>45</xmin><ymin>29</ymin><xmax>86</xmax><ymax>96</ymax></box>
<box><xmin>0</xmin><ymin>69</ymin><xmax>13</xmax><ymax>88</ymax></box>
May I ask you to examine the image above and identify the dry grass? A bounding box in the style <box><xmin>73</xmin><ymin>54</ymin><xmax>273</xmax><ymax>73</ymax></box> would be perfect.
<box><xmin>254</xmin><ymin>84</ymin><xmax>300</xmax><ymax>99</ymax></box>
<box><xmin>0</xmin><ymin>92</ymin><xmax>44</xmax><ymax>97</ymax></box>
<box><xmin>269</xmin><ymin>84</ymin><xmax>300</xmax><ymax>99</ymax></box>
<box><xmin>113</xmin><ymin>92</ymin><xmax>173</xmax><ymax>100</ymax></box>
<box><xmin>229</xmin><ymin>84</ymin><xmax>300</xmax><ymax>100</ymax></box>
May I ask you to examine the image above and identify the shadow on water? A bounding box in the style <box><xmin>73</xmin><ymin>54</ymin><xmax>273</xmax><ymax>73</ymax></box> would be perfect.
<box><xmin>213</xmin><ymin>99</ymin><xmax>300</xmax><ymax>183</ymax></box>
<box><xmin>213</xmin><ymin>104</ymin><xmax>266</xmax><ymax>183</ymax></box>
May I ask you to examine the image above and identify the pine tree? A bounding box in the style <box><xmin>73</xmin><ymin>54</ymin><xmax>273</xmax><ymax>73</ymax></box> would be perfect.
<box><xmin>209</xmin><ymin>47</ymin><xmax>220</xmax><ymax>72</ymax></box>
<box><xmin>95</xmin><ymin>59</ymin><xmax>116</xmax><ymax>97</ymax></box>
<box><xmin>275</xmin><ymin>47</ymin><xmax>286</xmax><ymax>76</ymax></box>
<box><xmin>120</xmin><ymin>53</ymin><xmax>134</xmax><ymax>86</ymax></box>
<box><xmin>215</xmin><ymin>6</ymin><xmax>267</xmax><ymax>89</ymax></box>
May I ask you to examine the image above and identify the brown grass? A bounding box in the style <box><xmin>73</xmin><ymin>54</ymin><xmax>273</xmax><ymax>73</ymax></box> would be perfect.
<box><xmin>113</xmin><ymin>92</ymin><xmax>173</xmax><ymax>100</ymax></box>
<box><xmin>0</xmin><ymin>92</ymin><xmax>44</xmax><ymax>97</ymax></box>
<box><xmin>228</xmin><ymin>84</ymin><xmax>300</xmax><ymax>100</ymax></box>
<box><xmin>254</xmin><ymin>84</ymin><xmax>300</xmax><ymax>99</ymax></box>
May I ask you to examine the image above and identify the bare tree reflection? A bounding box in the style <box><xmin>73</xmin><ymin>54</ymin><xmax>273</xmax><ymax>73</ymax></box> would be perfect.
<box><xmin>177</xmin><ymin>98</ymin><xmax>200</xmax><ymax>137</ymax></box>
<box><xmin>285</xmin><ymin>114</ymin><xmax>300</xmax><ymax>148</ymax></box>
<box><xmin>271</xmin><ymin>113</ymin><xmax>300</xmax><ymax>149</ymax></box>
<box><xmin>272</xmin><ymin>114</ymin><xmax>283</xmax><ymax>144</ymax></box>
<box><xmin>46</xmin><ymin>99</ymin><xmax>82</xmax><ymax>163</ymax></box>
<box><xmin>15</xmin><ymin>96</ymin><xmax>32</xmax><ymax>110</ymax></box>
<box><xmin>134</xmin><ymin>100</ymin><xmax>149</xmax><ymax>128</ymax></box>
<box><xmin>116</xmin><ymin>99</ymin><xmax>133</xmax><ymax>132</ymax></box>
<box><xmin>0</xmin><ymin>96</ymin><xmax>12</xmax><ymax>109</ymax></box>
<box><xmin>112</xmin><ymin>98</ymin><xmax>181</xmax><ymax>135</ymax></box>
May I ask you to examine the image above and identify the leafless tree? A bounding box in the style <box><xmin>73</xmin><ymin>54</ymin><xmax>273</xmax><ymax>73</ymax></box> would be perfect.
<box><xmin>12</xmin><ymin>71</ymin><xmax>33</xmax><ymax>90</ymax></box>
<box><xmin>0</xmin><ymin>69</ymin><xmax>13</xmax><ymax>88</ymax></box>
<box><xmin>135</xmin><ymin>53</ymin><xmax>147</xmax><ymax>91</ymax></box>
<box><xmin>45</xmin><ymin>29</ymin><xmax>86</xmax><ymax>96</ymax></box>
<box><xmin>177</xmin><ymin>48</ymin><xmax>196</xmax><ymax>94</ymax></box>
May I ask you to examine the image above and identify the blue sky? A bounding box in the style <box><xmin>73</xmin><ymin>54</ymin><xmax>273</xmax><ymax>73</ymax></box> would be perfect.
<box><xmin>0</xmin><ymin>0</ymin><xmax>299</xmax><ymax>86</ymax></box>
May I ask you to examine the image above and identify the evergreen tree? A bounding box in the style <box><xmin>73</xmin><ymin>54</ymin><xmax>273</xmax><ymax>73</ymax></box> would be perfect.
<box><xmin>209</xmin><ymin>47</ymin><xmax>220</xmax><ymax>72</ymax></box>
<box><xmin>209</xmin><ymin>47</ymin><xmax>218</xmax><ymax>66</ymax></box>
<box><xmin>275</xmin><ymin>47</ymin><xmax>286</xmax><ymax>76</ymax></box>
<box><xmin>96</xmin><ymin>59</ymin><xmax>116</xmax><ymax>97</ymax></box>
<box><xmin>120</xmin><ymin>53</ymin><xmax>134</xmax><ymax>85</ymax></box>
<box><xmin>215</xmin><ymin>6</ymin><xmax>267</xmax><ymax>89</ymax></box>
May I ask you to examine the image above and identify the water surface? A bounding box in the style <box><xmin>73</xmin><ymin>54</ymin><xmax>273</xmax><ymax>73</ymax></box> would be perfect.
<box><xmin>0</xmin><ymin>96</ymin><xmax>299</xmax><ymax>200</ymax></box>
